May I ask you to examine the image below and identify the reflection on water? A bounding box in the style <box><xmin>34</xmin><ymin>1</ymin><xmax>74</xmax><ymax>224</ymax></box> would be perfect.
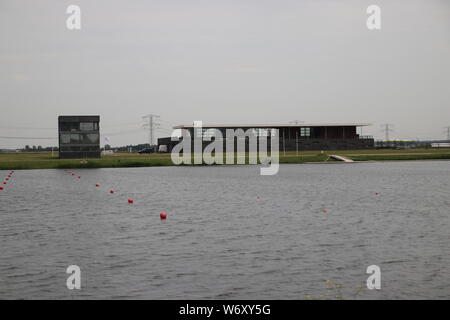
<box><xmin>0</xmin><ymin>161</ymin><xmax>449</xmax><ymax>299</ymax></box>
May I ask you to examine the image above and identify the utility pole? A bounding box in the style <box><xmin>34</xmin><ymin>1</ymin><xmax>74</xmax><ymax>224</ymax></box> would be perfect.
<box><xmin>142</xmin><ymin>114</ymin><xmax>160</xmax><ymax>146</ymax></box>
<box><xmin>381</xmin><ymin>124</ymin><xmax>394</xmax><ymax>141</ymax></box>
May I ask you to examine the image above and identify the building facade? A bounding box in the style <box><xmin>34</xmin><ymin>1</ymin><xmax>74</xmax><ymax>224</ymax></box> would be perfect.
<box><xmin>58</xmin><ymin>115</ymin><xmax>100</xmax><ymax>159</ymax></box>
<box><xmin>158</xmin><ymin>123</ymin><xmax>374</xmax><ymax>152</ymax></box>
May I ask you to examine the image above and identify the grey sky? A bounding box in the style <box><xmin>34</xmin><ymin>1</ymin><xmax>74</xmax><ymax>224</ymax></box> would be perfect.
<box><xmin>1</xmin><ymin>0</ymin><xmax>449</xmax><ymax>148</ymax></box>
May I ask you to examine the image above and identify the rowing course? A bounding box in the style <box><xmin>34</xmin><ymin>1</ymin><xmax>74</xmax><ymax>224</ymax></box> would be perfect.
<box><xmin>0</xmin><ymin>162</ymin><xmax>449</xmax><ymax>299</ymax></box>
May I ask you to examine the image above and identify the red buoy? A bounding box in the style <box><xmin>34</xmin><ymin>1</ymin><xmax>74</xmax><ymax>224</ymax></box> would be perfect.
<box><xmin>128</xmin><ymin>198</ymin><xmax>134</xmax><ymax>204</ymax></box>
<box><xmin>95</xmin><ymin>184</ymin><xmax>100</xmax><ymax>187</ymax></box>
<box><xmin>77</xmin><ymin>176</ymin><xmax>81</xmax><ymax>179</ymax></box>
<box><xmin>323</xmin><ymin>209</ymin><xmax>328</xmax><ymax>214</ymax></box>
<box><xmin>2</xmin><ymin>182</ymin><xmax>6</xmax><ymax>185</ymax></box>
<box><xmin>160</xmin><ymin>212</ymin><xmax>167</xmax><ymax>220</ymax></box>
<box><xmin>5</xmin><ymin>178</ymin><xmax>9</xmax><ymax>181</ymax></box>
<box><xmin>0</xmin><ymin>186</ymin><xmax>3</xmax><ymax>190</ymax></box>
<box><xmin>110</xmin><ymin>190</ymin><xmax>115</xmax><ymax>194</ymax></box>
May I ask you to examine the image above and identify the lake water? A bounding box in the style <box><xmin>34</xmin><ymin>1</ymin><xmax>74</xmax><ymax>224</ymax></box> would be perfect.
<box><xmin>0</xmin><ymin>161</ymin><xmax>449</xmax><ymax>299</ymax></box>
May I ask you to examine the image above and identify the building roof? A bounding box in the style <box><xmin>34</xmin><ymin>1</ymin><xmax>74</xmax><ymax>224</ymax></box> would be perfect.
<box><xmin>173</xmin><ymin>122</ymin><xmax>371</xmax><ymax>129</ymax></box>
<box><xmin>58</xmin><ymin>115</ymin><xmax>100</xmax><ymax>122</ymax></box>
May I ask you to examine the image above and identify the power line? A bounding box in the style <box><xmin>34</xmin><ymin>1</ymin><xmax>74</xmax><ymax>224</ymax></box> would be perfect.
<box><xmin>0</xmin><ymin>126</ymin><xmax>56</xmax><ymax>130</ymax></box>
<box><xmin>0</xmin><ymin>136</ymin><xmax>57</xmax><ymax>140</ymax></box>
<box><xmin>101</xmin><ymin>122</ymin><xmax>143</xmax><ymax>128</ymax></box>
<box><xmin>142</xmin><ymin>114</ymin><xmax>160</xmax><ymax>146</ymax></box>
<box><xmin>103</xmin><ymin>128</ymin><xmax>145</xmax><ymax>136</ymax></box>
<box><xmin>0</xmin><ymin>121</ymin><xmax>143</xmax><ymax>131</ymax></box>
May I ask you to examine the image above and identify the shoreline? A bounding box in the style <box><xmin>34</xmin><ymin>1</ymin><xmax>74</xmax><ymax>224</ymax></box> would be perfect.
<box><xmin>1</xmin><ymin>150</ymin><xmax>450</xmax><ymax>170</ymax></box>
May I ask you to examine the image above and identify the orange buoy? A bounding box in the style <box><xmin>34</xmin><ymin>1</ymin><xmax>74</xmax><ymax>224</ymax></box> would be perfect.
<box><xmin>160</xmin><ymin>212</ymin><xmax>167</xmax><ymax>220</ymax></box>
<box><xmin>128</xmin><ymin>198</ymin><xmax>134</xmax><ymax>204</ymax></box>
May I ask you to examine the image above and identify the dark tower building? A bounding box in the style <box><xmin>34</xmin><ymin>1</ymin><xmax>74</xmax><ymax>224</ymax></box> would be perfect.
<box><xmin>58</xmin><ymin>115</ymin><xmax>100</xmax><ymax>159</ymax></box>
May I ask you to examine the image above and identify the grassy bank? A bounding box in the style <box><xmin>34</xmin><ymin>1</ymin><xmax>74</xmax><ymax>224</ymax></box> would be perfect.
<box><xmin>1</xmin><ymin>149</ymin><xmax>450</xmax><ymax>170</ymax></box>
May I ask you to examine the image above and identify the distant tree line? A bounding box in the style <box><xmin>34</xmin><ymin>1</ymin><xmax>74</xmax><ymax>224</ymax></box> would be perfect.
<box><xmin>111</xmin><ymin>143</ymin><xmax>150</xmax><ymax>152</ymax></box>
<box><xmin>22</xmin><ymin>145</ymin><xmax>59</xmax><ymax>152</ymax></box>
<box><xmin>13</xmin><ymin>143</ymin><xmax>150</xmax><ymax>153</ymax></box>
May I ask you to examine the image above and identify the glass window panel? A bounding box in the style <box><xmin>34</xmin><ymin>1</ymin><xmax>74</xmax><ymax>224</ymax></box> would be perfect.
<box><xmin>253</xmin><ymin>128</ymin><xmax>269</xmax><ymax>137</ymax></box>
<box><xmin>80</xmin><ymin>122</ymin><xmax>94</xmax><ymax>131</ymax></box>
<box><xmin>85</xmin><ymin>133</ymin><xmax>99</xmax><ymax>144</ymax></box>
<box><xmin>300</xmin><ymin>127</ymin><xmax>311</xmax><ymax>137</ymax></box>
<box><xmin>203</xmin><ymin>129</ymin><xmax>216</xmax><ymax>140</ymax></box>
<box><xmin>70</xmin><ymin>134</ymin><xmax>80</xmax><ymax>143</ymax></box>
<box><xmin>60</xmin><ymin>122</ymin><xmax>79</xmax><ymax>132</ymax></box>
<box><xmin>60</xmin><ymin>134</ymin><xmax>70</xmax><ymax>144</ymax></box>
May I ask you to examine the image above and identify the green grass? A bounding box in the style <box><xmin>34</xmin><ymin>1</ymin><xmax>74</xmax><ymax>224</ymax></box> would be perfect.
<box><xmin>1</xmin><ymin>148</ymin><xmax>450</xmax><ymax>170</ymax></box>
<box><xmin>350</xmin><ymin>153</ymin><xmax>450</xmax><ymax>161</ymax></box>
<box><xmin>0</xmin><ymin>153</ymin><xmax>173</xmax><ymax>170</ymax></box>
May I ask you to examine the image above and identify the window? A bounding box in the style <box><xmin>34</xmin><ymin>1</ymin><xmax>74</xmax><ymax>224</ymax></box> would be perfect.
<box><xmin>80</xmin><ymin>146</ymin><xmax>99</xmax><ymax>152</ymax></box>
<box><xmin>252</xmin><ymin>128</ymin><xmax>270</xmax><ymax>137</ymax></box>
<box><xmin>61</xmin><ymin>146</ymin><xmax>80</xmax><ymax>152</ymax></box>
<box><xmin>60</xmin><ymin>122</ymin><xmax>79</xmax><ymax>132</ymax></box>
<box><xmin>84</xmin><ymin>133</ymin><xmax>99</xmax><ymax>144</ymax></box>
<box><xmin>70</xmin><ymin>134</ymin><xmax>81</xmax><ymax>143</ymax></box>
<box><xmin>80</xmin><ymin>122</ymin><xmax>95</xmax><ymax>131</ymax></box>
<box><xmin>60</xmin><ymin>134</ymin><xmax>70</xmax><ymax>144</ymax></box>
<box><xmin>196</xmin><ymin>128</ymin><xmax>218</xmax><ymax>140</ymax></box>
<box><xmin>300</xmin><ymin>127</ymin><xmax>311</xmax><ymax>137</ymax></box>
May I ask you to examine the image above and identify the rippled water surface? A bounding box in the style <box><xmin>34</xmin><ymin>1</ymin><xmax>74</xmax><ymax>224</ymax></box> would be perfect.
<box><xmin>1</xmin><ymin>162</ymin><xmax>449</xmax><ymax>299</ymax></box>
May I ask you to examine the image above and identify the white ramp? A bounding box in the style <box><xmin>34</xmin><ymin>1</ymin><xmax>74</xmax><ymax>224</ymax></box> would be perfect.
<box><xmin>330</xmin><ymin>155</ymin><xmax>354</xmax><ymax>162</ymax></box>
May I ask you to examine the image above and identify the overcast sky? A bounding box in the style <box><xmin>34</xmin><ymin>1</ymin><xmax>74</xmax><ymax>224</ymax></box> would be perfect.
<box><xmin>1</xmin><ymin>0</ymin><xmax>449</xmax><ymax>148</ymax></box>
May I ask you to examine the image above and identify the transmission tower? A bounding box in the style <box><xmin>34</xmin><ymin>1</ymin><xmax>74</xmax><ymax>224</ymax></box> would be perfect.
<box><xmin>444</xmin><ymin>126</ymin><xmax>450</xmax><ymax>141</ymax></box>
<box><xmin>380</xmin><ymin>124</ymin><xmax>394</xmax><ymax>141</ymax></box>
<box><xmin>142</xmin><ymin>114</ymin><xmax>160</xmax><ymax>146</ymax></box>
